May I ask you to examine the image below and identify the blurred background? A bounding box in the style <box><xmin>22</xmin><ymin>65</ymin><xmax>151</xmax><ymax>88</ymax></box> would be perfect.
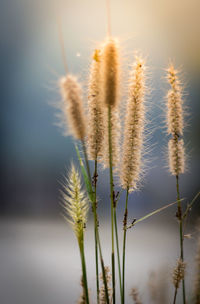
<box><xmin>1</xmin><ymin>0</ymin><xmax>200</xmax><ymax>303</ymax></box>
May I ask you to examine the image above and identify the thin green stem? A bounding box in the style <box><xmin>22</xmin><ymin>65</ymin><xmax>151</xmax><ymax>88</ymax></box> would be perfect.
<box><xmin>80</xmin><ymin>142</ymin><xmax>109</xmax><ymax>303</ymax></box>
<box><xmin>122</xmin><ymin>188</ymin><xmax>129</xmax><ymax>304</ymax></box>
<box><xmin>94</xmin><ymin>159</ymin><xmax>100</xmax><ymax>304</ymax></box>
<box><xmin>108</xmin><ymin>105</ymin><xmax>115</xmax><ymax>304</ymax></box>
<box><xmin>173</xmin><ymin>287</ymin><xmax>178</xmax><ymax>304</ymax></box>
<box><xmin>79</xmin><ymin>238</ymin><xmax>90</xmax><ymax>304</ymax></box>
<box><xmin>97</xmin><ymin>230</ymin><xmax>110</xmax><ymax>304</ymax></box>
<box><xmin>176</xmin><ymin>175</ymin><xmax>186</xmax><ymax>304</ymax></box>
<box><xmin>114</xmin><ymin>207</ymin><xmax>122</xmax><ymax>302</ymax></box>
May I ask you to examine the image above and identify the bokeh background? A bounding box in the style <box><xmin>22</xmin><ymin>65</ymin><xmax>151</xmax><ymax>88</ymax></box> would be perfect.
<box><xmin>1</xmin><ymin>0</ymin><xmax>200</xmax><ymax>303</ymax></box>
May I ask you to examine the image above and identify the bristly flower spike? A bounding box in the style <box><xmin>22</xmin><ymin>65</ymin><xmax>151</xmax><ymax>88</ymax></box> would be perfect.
<box><xmin>166</xmin><ymin>64</ymin><xmax>185</xmax><ymax>176</ymax></box>
<box><xmin>59</xmin><ymin>75</ymin><xmax>87</xmax><ymax>141</ymax></box>
<box><xmin>120</xmin><ymin>56</ymin><xmax>146</xmax><ymax>190</ymax></box>
<box><xmin>62</xmin><ymin>163</ymin><xmax>89</xmax><ymax>242</ymax></box>
<box><xmin>87</xmin><ymin>49</ymin><xmax>105</xmax><ymax>160</ymax></box>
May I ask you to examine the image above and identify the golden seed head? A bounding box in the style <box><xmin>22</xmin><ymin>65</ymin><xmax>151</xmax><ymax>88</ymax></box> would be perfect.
<box><xmin>166</xmin><ymin>64</ymin><xmax>184</xmax><ymax>137</ymax></box>
<box><xmin>62</xmin><ymin>164</ymin><xmax>89</xmax><ymax>241</ymax></box>
<box><xmin>172</xmin><ymin>259</ymin><xmax>186</xmax><ymax>289</ymax></box>
<box><xmin>101</xmin><ymin>107</ymin><xmax>120</xmax><ymax>168</ymax></box>
<box><xmin>102</xmin><ymin>38</ymin><xmax>120</xmax><ymax>107</ymax></box>
<box><xmin>168</xmin><ymin>138</ymin><xmax>185</xmax><ymax>176</ymax></box>
<box><xmin>120</xmin><ymin>56</ymin><xmax>146</xmax><ymax>190</ymax></box>
<box><xmin>130</xmin><ymin>287</ymin><xmax>142</xmax><ymax>304</ymax></box>
<box><xmin>87</xmin><ymin>49</ymin><xmax>105</xmax><ymax>160</ymax></box>
<box><xmin>59</xmin><ymin>75</ymin><xmax>86</xmax><ymax>140</ymax></box>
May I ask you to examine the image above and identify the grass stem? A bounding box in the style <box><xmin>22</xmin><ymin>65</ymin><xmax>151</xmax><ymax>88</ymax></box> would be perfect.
<box><xmin>79</xmin><ymin>238</ymin><xmax>90</xmax><ymax>304</ymax></box>
<box><xmin>176</xmin><ymin>175</ymin><xmax>186</xmax><ymax>304</ymax></box>
<box><xmin>122</xmin><ymin>188</ymin><xmax>129</xmax><ymax>304</ymax></box>
<box><xmin>114</xmin><ymin>207</ymin><xmax>122</xmax><ymax>302</ymax></box>
<box><xmin>108</xmin><ymin>105</ymin><xmax>115</xmax><ymax>303</ymax></box>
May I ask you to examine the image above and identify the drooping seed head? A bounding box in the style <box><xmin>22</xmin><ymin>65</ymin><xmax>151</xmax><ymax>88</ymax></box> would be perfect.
<box><xmin>102</xmin><ymin>38</ymin><xmax>120</xmax><ymax>107</ymax></box>
<box><xmin>166</xmin><ymin>64</ymin><xmax>184</xmax><ymax>137</ymax></box>
<box><xmin>168</xmin><ymin>138</ymin><xmax>185</xmax><ymax>176</ymax></box>
<box><xmin>61</xmin><ymin>164</ymin><xmax>89</xmax><ymax>242</ymax></box>
<box><xmin>120</xmin><ymin>56</ymin><xmax>146</xmax><ymax>190</ymax></box>
<box><xmin>172</xmin><ymin>259</ymin><xmax>186</xmax><ymax>290</ymax></box>
<box><xmin>87</xmin><ymin>49</ymin><xmax>105</xmax><ymax>160</ymax></box>
<box><xmin>59</xmin><ymin>75</ymin><xmax>86</xmax><ymax>140</ymax></box>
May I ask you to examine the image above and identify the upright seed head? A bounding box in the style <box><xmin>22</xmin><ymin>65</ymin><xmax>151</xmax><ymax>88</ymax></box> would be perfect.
<box><xmin>102</xmin><ymin>38</ymin><xmax>119</xmax><ymax>107</ymax></box>
<box><xmin>59</xmin><ymin>75</ymin><xmax>86</xmax><ymax>140</ymax></box>
<box><xmin>100</xmin><ymin>38</ymin><xmax>121</xmax><ymax>168</ymax></box>
<box><xmin>61</xmin><ymin>164</ymin><xmax>89</xmax><ymax>242</ymax></box>
<box><xmin>166</xmin><ymin>64</ymin><xmax>184</xmax><ymax>137</ymax></box>
<box><xmin>87</xmin><ymin>49</ymin><xmax>105</xmax><ymax>160</ymax></box>
<box><xmin>120</xmin><ymin>57</ymin><xmax>146</xmax><ymax>190</ymax></box>
<box><xmin>172</xmin><ymin>259</ymin><xmax>186</xmax><ymax>290</ymax></box>
<box><xmin>168</xmin><ymin>138</ymin><xmax>185</xmax><ymax>176</ymax></box>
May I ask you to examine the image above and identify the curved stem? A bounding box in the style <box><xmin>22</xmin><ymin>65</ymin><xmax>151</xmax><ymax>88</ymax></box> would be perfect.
<box><xmin>122</xmin><ymin>188</ymin><xmax>129</xmax><ymax>304</ymax></box>
<box><xmin>176</xmin><ymin>175</ymin><xmax>186</xmax><ymax>304</ymax></box>
<box><xmin>108</xmin><ymin>105</ymin><xmax>115</xmax><ymax>304</ymax></box>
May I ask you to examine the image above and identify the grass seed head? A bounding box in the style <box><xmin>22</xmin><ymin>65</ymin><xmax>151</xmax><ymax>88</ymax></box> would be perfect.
<box><xmin>168</xmin><ymin>138</ymin><xmax>185</xmax><ymax>176</ymax></box>
<box><xmin>120</xmin><ymin>56</ymin><xmax>146</xmax><ymax>190</ymax></box>
<box><xmin>172</xmin><ymin>259</ymin><xmax>186</xmax><ymax>290</ymax></box>
<box><xmin>61</xmin><ymin>164</ymin><xmax>89</xmax><ymax>242</ymax></box>
<box><xmin>59</xmin><ymin>75</ymin><xmax>86</xmax><ymax>140</ymax></box>
<box><xmin>87</xmin><ymin>49</ymin><xmax>105</xmax><ymax>160</ymax></box>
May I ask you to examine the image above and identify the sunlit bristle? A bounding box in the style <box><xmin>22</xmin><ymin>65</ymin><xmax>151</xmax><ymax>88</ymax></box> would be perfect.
<box><xmin>168</xmin><ymin>138</ymin><xmax>185</xmax><ymax>176</ymax></box>
<box><xmin>62</xmin><ymin>164</ymin><xmax>89</xmax><ymax>241</ymax></box>
<box><xmin>59</xmin><ymin>75</ymin><xmax>86</xmax><ymax>140</ymax></box>
<box><xmin>102</xmin><ymin>38</ymin><xmax>120</xmax><ymax>107</ymax></box>
<box><xmin>166</xmin><ymin>64</ymin><xmax>184</xmax><ymax>136</ymax></box>
<box><xmin>87</xmin><ymin>49</ymin><xmax>105</xmax><ymax>160</ymax></box>
<box><xmin>101</xmin><ymin>107</ymin><xmax>120</xmax><ymax>168</ymax></box>
<box><xmin>120</xmin><ymin>56</ymin><xmax>146</xmax><ymax>190</ymax></box>
<box><xmin>172</xmin><ymin>259</ymin><xmax>186</xmax><ymax>290</ymax></box>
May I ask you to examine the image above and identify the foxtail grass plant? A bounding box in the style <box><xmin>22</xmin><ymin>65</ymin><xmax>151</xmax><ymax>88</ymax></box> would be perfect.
<box><xmin>54</xmin><ymin>8</ymin><xmax>199</xmax><ymax>303</ymax></box>
<box><xmin>120</xmin><ymin>56</ymin><xmax>146</xmax><ymax>304</ymax></box>
<box><xmin>102</xmin><ymin>37</ymin><xmax>120</xmax><ymax>304</ymax></box>
<box><xmin>62</xmin><ymin>164</ymin><xmax>90</xmax><ymax>304</ymax></box>
<box><xmin>166</xmin><ymin>64</ymin><xmax>186</xmax><ymax>303</ymax></box>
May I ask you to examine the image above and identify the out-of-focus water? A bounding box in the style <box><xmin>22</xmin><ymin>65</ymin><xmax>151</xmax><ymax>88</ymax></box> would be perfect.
<box><xmin>0</xmin><ymin>218</ymin><xmax>197</xmax><ymax>304</ymax></box>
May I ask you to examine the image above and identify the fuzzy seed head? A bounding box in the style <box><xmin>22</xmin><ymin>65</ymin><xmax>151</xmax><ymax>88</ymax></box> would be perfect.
<box><xmin>172</xmin><ymin>259</ymin><xmax>186</xmax><ymax>290</ymax></box>
<box><xmin>102</xmin><ymin>38</ymin><xmax>120</xmax><ymax>107</ymax></box>
<box><xmin>59</xmin><ymin>75</ymin><xmax>86</xmax><ymax>140</ymax></box>
<box><xmin>101</xmin><ymin>107</ymin><xmax>120</xmax><ymax>168</ymax></box>
<box><xmin>168</xmin><ymin>138</ymin><xmax>185</xmax><ymax>176</ymax></box>
<box><xmin>166</xmin><ymin>65</ymin><xmax>184</xmax><ymax>137</ymax></box>
<box><xmin>130</xmin><ymin>288</ymin><xmax>142</xmax><ymax>304</ymax></box>
<box><xmin>99</xmin><ymin>266</ymin><xmax>112</xmax><ymax>304</ymax></box>
<box><xmin>62</xmin><ymin>164</ymin><xmax>89</xmax><ymax>241</ymax></box>
<box><xmin>87</xmin><ymin>49</ymin><xmax>105</xmax><ymax>160</ymax></box>
<box><xmin>121</xmin><ymin>57</ymin><xmax>146</xmax><ymax>190</ymax></box>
